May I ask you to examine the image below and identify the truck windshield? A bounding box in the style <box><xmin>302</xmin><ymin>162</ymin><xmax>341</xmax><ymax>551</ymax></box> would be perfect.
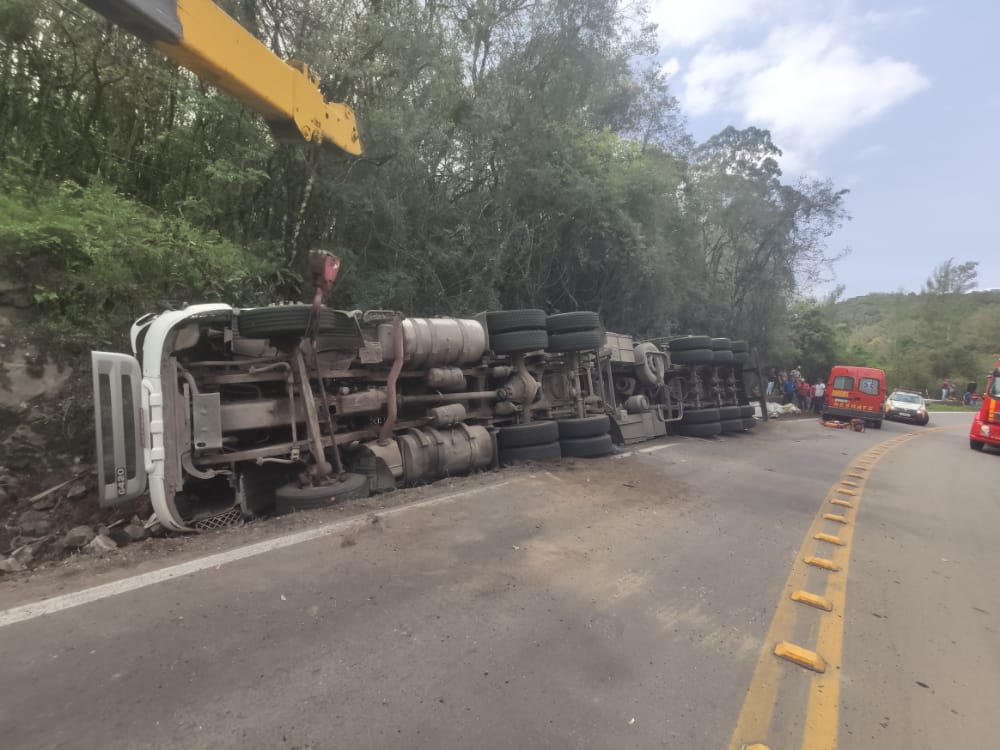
<box><xmin>990</xmin><ymin>371</ymin><xmax>1000</xmax><ymax>398</ymax></box>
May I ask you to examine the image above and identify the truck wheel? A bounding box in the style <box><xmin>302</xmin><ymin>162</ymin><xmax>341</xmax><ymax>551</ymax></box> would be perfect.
<box><xmin>681</xmin><ymin>407</ymin><xmax>720</xmax><ymax>424</ymax></box>
<box><xmin>710</xmin><ymin>337</ymin><xmax>732</xmax><ymax>350</ymax></box>
<box><xmin>739</xmin><ymin>405</ymin><xmax>755</xmax><ymax>418</ymax></box>
<box><xmin>970</xmin><ymin>438</ymin><xmax>985</xmax><ymax>451</ymax></box>
<box><xmin>669</xmin><ymin>348</ymin><xmax>715</xmax><ymax>365</ymax></box>
<box><xmin>485</xmin><ymin>309</ymin><xmax>547</xmax><ymax>334</ymax></box>
<box><xmin>742</xmin><ymin>417</ymin><xmax>757</xmax><ymax>430</ymax></box>
<box><xmin>870</xmin><ymin>419</ymin><xmax>883</xmax><ymax>429</ymax></box>
<box><xmin>730</xmin><ymin>340</ymin><xmax>748</xmax><ymax>353</ymax></box>
<box><xmin>547</xmin><ymin>329</ymin><xmax>605</xmax><ymax>352</ymax></box>
<box><xmin>666</xmin><ymin>335</ymin><xmax>712</xmax><ymax>351</ymax></box>
<box><xmin>238</xmin><ymin>305</ymin><xmax>354</xmax><ymax>339</ymax></box>
<box><xmin>720</xmin><ymin>418</ymin><xmax>744</xmax><ymax>433</ymax></box>
<box><xmin>560</xmin><ymin>434</ymin><xmax>615</xmax><ymax>458</ymax></box>
<box><xmin>557</xmin><ymin>415</ymin><xmax>610</xmax><ymax>439</ymax></box>
<box><xmin>733</xmin><ymin>352</ymin><xmax>749</xmax><ymax>364</ymax></box>
<box><xmin>274</xmin><ymin>473</ymin><xmax>370</xmax><ymax>513</ymax></box>
<box><xmin>498</xmin><ymin>421</ymin><xmax>559</xmax><ymax>449</ymax></box>
<box><xmin>499</xmin><ymin>441</ymin><xmax>562</xmax><ymax>465</ymax></box>
<box><xmin>490</xmin><ymin>329</ymin><xmax>549</xmax><ymax>354</ymax></box>
<box><xmin>675</xmin><ymin>421</ymin><xmax>722</xmax><ymax>438</ymax></box>
<box><xmin>546</xmin><ymin>311</ymin><xmax>600</xmax><ymax>333</ymax></box>
<box><xmin>634</xmin><ymin>341</ymin><xmax>665</xmax><ymax>386</ymax></box>
<box><xmin>713</xmin><ymin>350</ymin><xmax>734</xmax><ymax>364</ymax></box>
<box><xmin>719</xmin><ymin>405</ymin><xmax>741</xmax><ymax>421</ymax></box>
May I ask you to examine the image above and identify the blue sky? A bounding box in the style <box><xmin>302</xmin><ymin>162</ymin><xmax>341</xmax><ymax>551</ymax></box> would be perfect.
<box><xmin>648</xmin><ymin>0</ymin><xmax>1000</xmax><ymax>297</ymax></box>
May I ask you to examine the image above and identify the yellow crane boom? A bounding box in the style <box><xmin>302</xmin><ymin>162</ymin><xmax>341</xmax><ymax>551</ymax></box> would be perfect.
<box><xmin>80</xmin><ymin>0</ymin><xmax>361</xmax><ymax>155</ymax></box>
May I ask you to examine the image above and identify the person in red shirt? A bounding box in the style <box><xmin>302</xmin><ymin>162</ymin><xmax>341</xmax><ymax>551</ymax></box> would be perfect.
<box><xmin>795</xmin><ymin>379</ymin><xmax>811</xmax><ymax>411</ymax></box>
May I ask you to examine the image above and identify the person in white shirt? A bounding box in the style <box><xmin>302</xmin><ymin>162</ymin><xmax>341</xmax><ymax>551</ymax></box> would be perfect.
<box><xmin>812</xmin><ymin>379</ymin><xmax>826</xmax><ymax>413</ymax></box>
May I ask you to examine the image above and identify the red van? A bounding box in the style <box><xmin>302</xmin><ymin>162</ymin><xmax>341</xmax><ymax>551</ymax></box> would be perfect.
<box><xmin>970</xmin><ymin>360</ymin><xmax>1000</xmax><ymax>451</ymax></box>
<box><xmin>821</xmin><ymin>365</ymin><xmax>886</xmax><ymax>428</ymax></box>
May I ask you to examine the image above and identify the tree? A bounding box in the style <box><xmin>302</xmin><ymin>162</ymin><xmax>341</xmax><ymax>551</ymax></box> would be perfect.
<box><xmin>923</xmin><ymin>258</ymin><xmax>978</xmax><ymax>295</ymax></box>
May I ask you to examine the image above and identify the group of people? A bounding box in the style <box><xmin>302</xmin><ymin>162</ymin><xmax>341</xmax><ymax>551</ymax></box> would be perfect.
<box><xmin>766</xmin><ymin>367</ymin><xmax>826</xmax><ymax>413</ymax></box>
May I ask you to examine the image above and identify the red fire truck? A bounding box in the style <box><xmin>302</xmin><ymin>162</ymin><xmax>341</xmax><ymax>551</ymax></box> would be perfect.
<box><xmin>969</xmin><ymin>361</ymin><xmax>1000</xmax><ymax>451</ymax></box>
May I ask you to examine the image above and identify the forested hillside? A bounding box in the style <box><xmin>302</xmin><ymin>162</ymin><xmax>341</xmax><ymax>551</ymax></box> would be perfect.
<box><xmin>1</xmin><ymin>0</ymin><xmax>848</xmax><ymax>359</ymax></box>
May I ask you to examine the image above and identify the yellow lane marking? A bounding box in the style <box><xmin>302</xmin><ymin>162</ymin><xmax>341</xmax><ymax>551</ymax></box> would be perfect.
<box><xmin>839</xmin><ymin>480</ymin><xmax>859</xmax><ymax>488</ymax></box>
<box><xmin>774</xmin><ymin>642</ymin><xmax>827</xmax><ymax>673</ymax></box>
<box><xmin>835</xmin><ymin>488</ymin><xmax>857</xmax><ymax>496</ymax></box>
<box><xmin>805</xmin><ymin>556</ymin><xmax>839</xmax><ymax>571</ymax></box>
<box><xmin>822</xmin><ymin>513</ymin><xmax>848</xmax><ymax>524</ymax></box>
<box><xmin>846</xmin><ymin>472</ymin><xmax>865</xmax><ymax>479</ymax></box>
<box><xmin>791</xmin><ymin>590</ymin><xmax>833</xmax><ymax>611</ymax></box>
<box><xmin>814</xmin><ymin>533</ymin><xmax>844</xmax><ymax>546</ymax></box>
<box><xmin>728</xmin><ymin>428</ymin><xmax>940</xmax><ymax>750</ymax></box>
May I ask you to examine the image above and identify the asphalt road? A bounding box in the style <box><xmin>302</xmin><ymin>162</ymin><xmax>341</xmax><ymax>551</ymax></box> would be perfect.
<box><xmin>0</xmin><ymin>411</ymin><xmax>995</xmax><ymax>749</ymax></box>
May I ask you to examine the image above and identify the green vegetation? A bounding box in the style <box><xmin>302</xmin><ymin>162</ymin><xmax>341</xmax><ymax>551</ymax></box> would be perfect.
<box><xmin>1</xmin><ymin>0</ymin><xmax>848</xmax><ymax>357</ymax></box>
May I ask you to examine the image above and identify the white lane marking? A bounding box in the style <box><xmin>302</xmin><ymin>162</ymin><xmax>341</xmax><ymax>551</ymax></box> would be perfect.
<box><xmin>616</xmin><ymin>442</ymin><xmax>681</xmax><ymax>458</ymax></box>
<box><xmin>0</xmin><ymin>479</ymin><xmax>524</xmax><ymax>629</ymax></box>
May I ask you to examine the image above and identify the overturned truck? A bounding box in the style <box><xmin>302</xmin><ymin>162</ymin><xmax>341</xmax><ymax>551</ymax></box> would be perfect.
<box><xmin>93</xmin><ymin>301</ymin><xmax>756</xmax><ymax>532</ymax></box>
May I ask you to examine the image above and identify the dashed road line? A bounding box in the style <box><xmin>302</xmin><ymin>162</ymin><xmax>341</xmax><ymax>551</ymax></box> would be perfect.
<box><xmin>728</xmin><ymin>428</ymin><xmax>939</xmax><ymax>750</ymax></box>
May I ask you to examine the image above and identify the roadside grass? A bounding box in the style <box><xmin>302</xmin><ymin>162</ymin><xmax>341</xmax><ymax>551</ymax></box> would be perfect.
<box><xmin>926</xmin><ymin>402</ymin><xmax>978</xmax><ymax>412</ymax></box>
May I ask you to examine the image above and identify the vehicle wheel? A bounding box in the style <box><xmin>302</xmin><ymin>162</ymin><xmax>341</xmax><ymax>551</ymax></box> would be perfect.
<box><xmin>710</xmin><ymin>337</ymin><xmax>732</xmax><ymax>350</ymax></box>
<box><xmin>742</xmin><ymin>417</ymin><xmax>757</xmax><ymax>430</ymax></box>
<box><xmin>238</xmin><ymin>305</ymin><xmax>354</xmax><ymax>339</ymax></box>
<box><xmin>547</xmin><ymin>329</ymin><xmax>605</xmax><ymax>352</ymax></box>
<box><xmin>920</xmin><ymin>418</ymin><xmax>929</xmax><ymax>426</ymax></box>
<box><xmin>499</xmin><ymin>441</ymin><xmax>562</xmax><ymax>465</ymax></box>
<box><xmin>730</xmin><ymin>340</ymin><xmax>748</xmax><ymax>353</ymax></box>
<box><xmin>634</xmin><ymin>341</ymin><xmax>665</xmax><ymax>386</ymax></box>
<box><xmin>560</xmin><ymin>434</ymin><xmax>615</xmax><ymax>458</ymax></box>
<box><xmin>713</xmin><ymin>350</ymin><xmax>735</xmax><ymax>364</ymax></box>
<box><xmin>498</xmin><ymin>421</ymin><xmax>559</xmax><ymax>449</ymax></box>
<box><xmin>485</xmin><ymin>309</ymin><xmax>547</xmax><ymax>334</ymax></box>
<box><xmin>733</xmin><ymin>352</ymin><xmax>749</xmax><ymax>364</ymax></box>
<box><xmin>490</xmin><ymin>329</ymin><xmax>549</xmax><ymax>354</ymax></box>
<box><xmin>557</xmin><ymin>415</ymin><xmax>610</xmax><ymax>439</ymax></box>
<box><xmin>274</xmin><ymin>473</ymin><xmax>370</xmax><ymax>513</ymax></box>
<box><xmin>675</xmin><ymin>421</ymin><xmax>722</xmax><ymax>438</ymax></box>
<box><xmin>719</xmin><ymin>405</ymin><xmax>741</xmax><ymax>421</ymax></box>
<box><xmin>669</xmin><ymin>348</ymin><xmax>715</xmax><ymax>365</ymax></box>
<box><xmin>666</xmin><ymin>335</ymin><xmax>712</xmax><ymax>351</ymax></box>
<box><xmin>870</xmin><ymin>419</ymin><xmax>883</xmax><ymax>429</ymax></box>
<box><xmin>739</xmin><ymin>405</ymin><xmax>755</xmax><ymax>418</ymax></box>
<box><xmin>720</xmin><ymin>418</ymin><xmax>744</xmax><ymax>433</ymax></box>
<box><xmin>970</xmin><ymin>438</ymin><xmax>985</xmax><ymax>451</ymax></box>
<box><xmin>681</xmin><ymin>407</ymin><xmax>720</xmax><ymax>424</ymax></box>
<box><xmin>547</xmin><ymin>311</ymin><xmax>600</xmax><ymax>333</ymax></box>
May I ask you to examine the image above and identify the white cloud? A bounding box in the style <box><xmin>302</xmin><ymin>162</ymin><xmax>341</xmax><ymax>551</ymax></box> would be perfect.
<box><xmin>660</xmin><ymin>56</ymin><xmax>681</xmax><ymax>78</ymax></box>
<box><xmin>648</xmin><ymin>0</ymin><xmax>768</xmax><ymax>47</ymax></box>
<box><xmin>677</xmin><ymin>18</ymin><xmax>929</xmax><ymax>166</ymax></box>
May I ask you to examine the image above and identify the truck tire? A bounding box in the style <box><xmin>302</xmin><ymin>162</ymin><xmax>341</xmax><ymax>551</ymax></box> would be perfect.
<box><xmin>970</xmin><ymin>438</ymin><xmax>985</xmax><ymax>451</ymax></box>
<box><xmin>238</xmin><ymin>305</ymin><xmax>353</xmax><ymax>339</ymax></box>
<box><xmin>499</xmin><ymin>441</ymin><xmax>562</xmax><ymax>465</ymax></box>
<box><xmin>560</xmin><ymin>434</ymin><xmax>615</xmax><ymax>458</ymax></box>
<box><xmin>742</xmin><ymin>417</ymin><xmax>757</xmax><ymax>430</ymax></box>
<box><xmin>720</xmin><ymin>418</ymin><xmax>744</xmax><ymax>433</ymax></box>
<box><xmin>634</xmin><ymin>341</ymin><xmax>665</xmax><ymax>386</ymax></box>
<box><xmin>547</xmin><ymin>311</ymin><xmax>600</xmax><ymax>333</ymax></box>
<box><xmin>667</xmin><ymin>335</ymin><xmax>712</xmax><ymax>351</ymax></box>
<box><xmin>547</xmin><ymin>329</ymin><xmax>605</xmax><ymax>352</ymax></box>
<box><xmin>719</xmin><ymin>405</ymin><xmax>741</xmax><ymax>421</ymax></box>
<box><xmin>557</xmin><ymin>415</ymin><xmax>610</xmax><ymax>439</ymax></box>
<box><xmin>739</xmin><ymin>405</ymin><xmax>755</xmax><ymax>418</ymax></box>
<box><xmin>670</xmin><ymin>348</ymin><xmax>715</xmax><ymax>365</ymax></box>
<box><xmin>490</xmin><ymin>329</ymin><xmax>549</xmax><ymax>354</ymax></box>
<box><xmin>485</xmin><ymin>309</ymin><xmax>547</xmax><ymax>334</ymax></box>
<box><xmin>498</xmin><ymin>421</ymin><xmax>559</xmax><ymax>449</ymax></box>
<box><xmin>730</xmin><ymin>340</ymin><xmax>748</xmax><ymax>353</ymax></box>
<box><xmin>675</xmin><ymin>421</ymin><xmax>722</xmax><ymax>438</ymax></box>
<box><xmin>710</xmin><ymin>337</ymin><xmax>732</xmax><ymax>350</ymax></box>
<box><xmin>733</xmin><ymin>352</ymin><xmax>748</xmax><ymax>364</ymax></box>
<box><xmin>681</xmin><ymin>407</ymin><xmax>720</xmax><ymax>424</ymax></box>
<box><xmin>274</xmin><ymin>473</ymin><xmax>370</xmax><ymax>513</ymax></box>
<box><xmin>713</xmin><ymin>350</ymin><xmax>735</xmax><ymax>364</ymax></box>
